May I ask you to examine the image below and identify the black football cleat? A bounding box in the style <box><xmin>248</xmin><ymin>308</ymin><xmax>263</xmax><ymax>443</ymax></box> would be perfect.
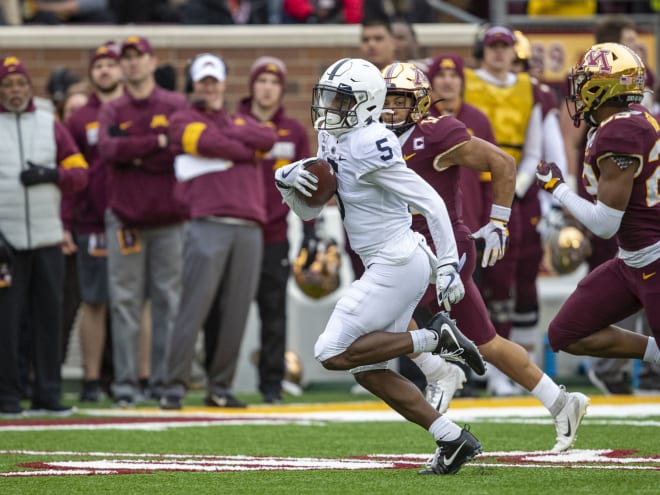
<box><xmin>428</xmin><ymin>311</ymin><xmax>486</xmax><ymax>376</ymax></box>
<box><xmin>419</xmin><ymin>428</ymin><xmax>482</xmax><ymax>475</ymax></box>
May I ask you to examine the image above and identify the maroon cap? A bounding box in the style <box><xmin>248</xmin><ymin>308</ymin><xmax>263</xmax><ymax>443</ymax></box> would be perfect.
<box><xmin>120</xmin><ymin>36</ymin><xmax>153</xmax><ymax>56</ymax></box>
<box><xmin>0</xmin><ymin>56</ymin><xmax>31</xmax><ymax>83</ymax></box>
<box><xmin>483</xmin><ymin>26</ymin><xmax>515</xmax><ymax>47</ymax></box>
<box><xmin>89</xmin><ymin>41</ymin><xmax>120</xmax><ymax>70</ymax></box>
<box><xmin>427</xmin><ymin>54</ymin><xmax>465</xmax><ymax>84</ymax></box>
<box><xmin>249</xmin><ymin>56</ymin><xmax>287</xmax><ymax>93</ymax></box>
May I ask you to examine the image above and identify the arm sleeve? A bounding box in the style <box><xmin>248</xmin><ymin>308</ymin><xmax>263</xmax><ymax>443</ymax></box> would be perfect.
<box><xmin>367</xmin><ymin>164</ymin><xmax>459</xmax><ymax>267</ymax></box>
<box><xmin>553</xmin><ymin>183</ymin><xmax>624</xmax><ymax>238</ymax></box>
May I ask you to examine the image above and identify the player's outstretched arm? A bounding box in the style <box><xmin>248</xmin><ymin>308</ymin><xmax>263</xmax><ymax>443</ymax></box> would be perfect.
<box><xmin>440</xmin><ymin>137</ymin><xmax>515</xmax><ymax>267</ymax></box>
<box><xmin>537</xmin><ymin>157</ymin><xmax>632</xmax><ymax>239</ymax></box>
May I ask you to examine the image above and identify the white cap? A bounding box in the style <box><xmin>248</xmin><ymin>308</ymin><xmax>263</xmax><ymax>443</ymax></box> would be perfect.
<box><xmin>190</xmin><ymin>53</ymin><xmax>226</xmax><ymax>82</ymax></box>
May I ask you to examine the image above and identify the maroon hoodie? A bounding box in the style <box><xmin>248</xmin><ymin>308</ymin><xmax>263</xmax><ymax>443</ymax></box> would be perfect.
<box><xmin>168</xmin><ymin>101</ymin><xmax>277</xmax><ymax>224</ymax></box>
<box><xmin>98</xmin><ymin>86</ymin><xmax>188</xmax><ymax>228</ymax></box>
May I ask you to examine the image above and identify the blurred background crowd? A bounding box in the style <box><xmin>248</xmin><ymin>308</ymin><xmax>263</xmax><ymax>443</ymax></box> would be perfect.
<box><xmin>0</xmin><ymin>0</ymin><xmax>657</xmax><ymax>26</ymax></box>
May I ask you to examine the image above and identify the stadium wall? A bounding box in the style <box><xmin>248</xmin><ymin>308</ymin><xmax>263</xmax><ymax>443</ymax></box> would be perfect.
<box><xmin>0</xmin><ymin>24</ymin><xmax>477</xmax><ymax>148</ymax></box>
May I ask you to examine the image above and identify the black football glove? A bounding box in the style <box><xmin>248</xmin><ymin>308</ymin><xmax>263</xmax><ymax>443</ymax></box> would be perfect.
<box><xmin>20</xmin><ymin>161</ymin><xmax>59</xmax><ymax>187</ymax></box>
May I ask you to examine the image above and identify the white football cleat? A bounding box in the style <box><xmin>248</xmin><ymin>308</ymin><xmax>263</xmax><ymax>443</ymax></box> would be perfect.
<box><xmin>551</xmin><ymin>390</ymin><xmax>590</xmax><ymax>452</ymax></box>
<box><xmin>425</xmin><ymin>364</ymin><xmax>466</xmax><ymax>414</ymax></box>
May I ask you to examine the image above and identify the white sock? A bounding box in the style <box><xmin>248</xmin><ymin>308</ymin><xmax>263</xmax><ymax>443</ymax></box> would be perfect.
<box><xmin>643</xmin><ymin>337</ymin><xmax>660</xmax><ymax>364</ymax></box>
<box><xmin>429</xmin><ymin>415</ymin><xmax>462</xmax><ymax>442</ymax></box>
<box><xmin>531</xmin><ymin>374</ymin><xmax>563</xmax><ymax>414</ymax></box>
<box><xmin>409</xmin><ymin>329</ymin><xmax>439</xmax><ymax>353</ymax></box>
<box><xmin>411</xmin><ymin>353</ymin><xmax>453</xmax><ymax>382</ymax></box>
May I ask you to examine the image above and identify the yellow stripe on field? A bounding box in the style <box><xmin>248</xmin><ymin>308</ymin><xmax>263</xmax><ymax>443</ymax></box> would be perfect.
<box><xmin>133</xmin><ymin>395</ymin><xmax>660</xmax><ymax>416</ymax></box>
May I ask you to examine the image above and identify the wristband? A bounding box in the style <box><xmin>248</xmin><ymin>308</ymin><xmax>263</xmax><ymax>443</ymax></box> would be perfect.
<box><xmin>490</xmin><ymin>204</ymin><xmax>511</xmax><ymax>223</ymax></box>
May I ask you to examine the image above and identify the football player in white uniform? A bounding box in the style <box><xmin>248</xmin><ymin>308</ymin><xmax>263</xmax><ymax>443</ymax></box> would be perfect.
<box><xmin>275</xmin><ymin>58</ymin><xmax>484</xmax><ymax>475</ymax></box>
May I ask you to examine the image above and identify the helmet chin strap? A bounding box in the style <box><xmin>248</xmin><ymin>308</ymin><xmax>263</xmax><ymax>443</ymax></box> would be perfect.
<box><xmin>584</xmin><ymin>110</ymin><xmax>599</xmax><ymax>127</ymax></box>
<box><xmin>313</xmin><ymin>115</ymin><xmax>326</xmax><ymax>131</ymax></box>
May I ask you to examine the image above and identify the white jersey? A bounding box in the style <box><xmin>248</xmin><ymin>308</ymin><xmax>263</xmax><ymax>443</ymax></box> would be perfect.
<box><xmin>316</xmin><ymin>122</ymin><xmax>458</xmax><ymax>270</ymax></box>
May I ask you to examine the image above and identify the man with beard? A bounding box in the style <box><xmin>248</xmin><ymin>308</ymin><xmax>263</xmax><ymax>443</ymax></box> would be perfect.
<box><xmin>64</xmin><ymin>41</ymin><xmax>124</xmax><ymax>402</ymax></box>
<box><xmin>99</xmin><ymin>36</ymin><xmax>188</xmax><ymax>407</ymax></box>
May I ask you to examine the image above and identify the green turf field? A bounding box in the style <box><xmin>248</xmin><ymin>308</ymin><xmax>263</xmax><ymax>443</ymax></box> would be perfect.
<box><xmin>1</xmin><ymin>386</ymin><xmax>658</xmax><ymax>494</ymax></box>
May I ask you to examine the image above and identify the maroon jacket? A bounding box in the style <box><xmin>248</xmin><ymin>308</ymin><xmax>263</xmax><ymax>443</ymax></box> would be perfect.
<box><xmin>168</xmin><ymin>101</ymin><xmax>277</xmax><ymax>224</ymax></box>
<box><xmin>63</xmin><ymin>93</ymin><xmax>109</xmax><ymax>234</ymax></box>
<box><xmin>237</xmin><ymin>97</ymin><xmax>311</xmax><ymax>243</ymax></box>
<box><xmin>98</xmin><ymin>86</ymin><xmax>188</xmax><ymax>228</ymax></box>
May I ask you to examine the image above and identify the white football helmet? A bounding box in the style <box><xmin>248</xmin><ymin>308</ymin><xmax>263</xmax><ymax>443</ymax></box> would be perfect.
<box><xmin>312</xmin><ymin>58</ymin><xmax>386</xmax><ymax>136</ymax></box>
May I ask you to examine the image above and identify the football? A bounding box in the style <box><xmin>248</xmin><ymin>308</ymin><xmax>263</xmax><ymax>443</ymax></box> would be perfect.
<box><xmin>296</xmin><ymin>158</ymin><xmax>337</xmax><ymax>208</ymax></box>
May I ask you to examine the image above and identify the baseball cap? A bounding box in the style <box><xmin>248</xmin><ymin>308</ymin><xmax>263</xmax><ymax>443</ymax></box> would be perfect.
<box><xmin>120</xmin><ymin>36</ymin><xmax>154</xmax><ymax>56</ymax></box>
<box><xmin>190</xmin><ymin>53</ymin><xmax>226</xmax><ymax>82</ymax></box>
<box><xmin>89</xmin><ymin>41</ymin><xmax>120</xmax><ymax>70</ymax></box>
<box><xmin>483</xmin><ymin>26</ymin><xmax>516</xmax><ymax>47</ymax></box>
<box><xmin>427</xmin><ymin>54</ymin><xmax>465</xmax><ymax>84</ymax></box>
<box><xmin>0</xmin><ymin>56</ymin><xmax>31</xmax><ymax>83</ymax></box>
<box><xmin>249</xmin><ymin>56</ymin><xmax>287</xmax><ymax>91</ymax></box>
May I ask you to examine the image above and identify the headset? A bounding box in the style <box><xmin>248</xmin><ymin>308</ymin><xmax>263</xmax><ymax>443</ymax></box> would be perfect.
<box><xmin>472</xmin><ymin>23</ymin><xmax>490</xmax><ymax>60</ymax></box>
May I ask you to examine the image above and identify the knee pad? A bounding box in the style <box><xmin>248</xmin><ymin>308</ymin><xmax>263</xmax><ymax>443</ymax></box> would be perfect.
<box><xmin>350</xmin><ymin>362</ymin><xmax>391</xmax><ymax>375</ymax></box>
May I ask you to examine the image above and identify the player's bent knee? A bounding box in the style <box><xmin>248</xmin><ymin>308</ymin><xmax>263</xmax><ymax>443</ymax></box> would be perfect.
<box><xmin>547</xmin><ymin>321</ymin><xmax>567</xmax><ymax>352</ymax></box>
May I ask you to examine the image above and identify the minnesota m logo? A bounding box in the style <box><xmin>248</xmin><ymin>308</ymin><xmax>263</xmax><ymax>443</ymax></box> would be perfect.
<box><xmin>584</xmin><ymin>49</ymin><xmax>612</xmax><ymax>73</ymax></box>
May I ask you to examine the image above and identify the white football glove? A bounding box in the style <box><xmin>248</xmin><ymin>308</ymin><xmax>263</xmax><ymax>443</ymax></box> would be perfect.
<box><xmin>435</xmin><ymin>263</ymin><xmax>465</xmax><ymax>311</ymax></box>
<box><xmin>536</xmin><ymin>206</ymin><xmax>565</xmax><ymax>243</ymax></box>
<box><xmin>469</xmin><ymin>204</ymin><xmax>511</xmax><ymax>268</ymax></box>
<box><xmin>275</xmin><ymin>158</ymin><xmax>319</xmax><ymax>198</ymax></box>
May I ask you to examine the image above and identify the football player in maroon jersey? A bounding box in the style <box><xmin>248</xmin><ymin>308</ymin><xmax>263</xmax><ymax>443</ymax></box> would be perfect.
<box><xmin>537</xmin><ymin>43</ymin><xmax>660</xmax><ymax>371</ymax></box>
<box><xmin>382</xmin><ymin>62</ymin><xmax>589</xmax><ymax>452</ymax></box>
